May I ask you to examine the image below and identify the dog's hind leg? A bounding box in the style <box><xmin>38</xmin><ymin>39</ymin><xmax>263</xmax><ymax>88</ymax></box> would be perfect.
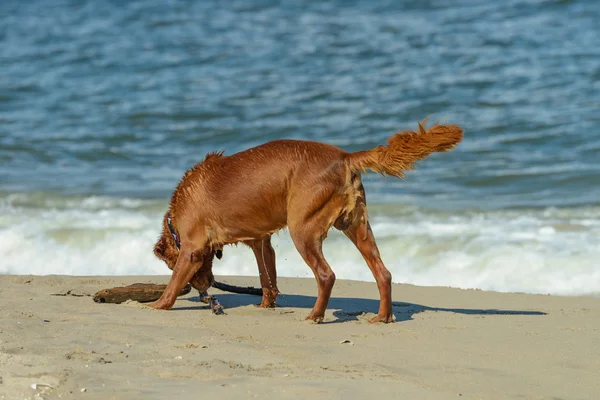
<box><xmin>290</xmin><ymin>231</ymin><xmax>335</xmax><ymax>323</ymax></box>
<box><xmin>289</xmin><ymin>202</ymin><xmax>342</xmax><ymax>323</ymax></box>
<box><xmin>149</xmin><ymin>243</ymin><xmax>207</xmax><ymax>310</ymax></box>
<box><xmin>342</xmin><ymin>197</ymin><xmax>394</xmax><ymax>323</ymax></box>
<box><xmin>246</xmin><ymin>237</ymin><xmax>279</xmax><ymax>308</ymax></box>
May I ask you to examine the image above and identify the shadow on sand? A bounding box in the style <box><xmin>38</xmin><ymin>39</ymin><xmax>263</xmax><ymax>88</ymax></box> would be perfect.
<box><xmin>177</xmin><ymin>292</ymin><xmax>547</xmax><ymax>323</ymax></box>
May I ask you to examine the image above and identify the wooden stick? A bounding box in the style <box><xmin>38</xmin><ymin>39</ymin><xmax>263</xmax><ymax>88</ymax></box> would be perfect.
<box><xmin>93</xmin><ymin>283</ymin><xmax>191</xmax><ymax>304</ymax></box>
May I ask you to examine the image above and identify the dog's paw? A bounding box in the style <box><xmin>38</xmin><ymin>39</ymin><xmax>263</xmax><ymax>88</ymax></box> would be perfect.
<box><xmin>254</xmin><ymin>301</ymin><xmax>277</xmax><ymax>309</ymax></box>
<box><xmin>368</xmin><ymin>314</ymin><xmax>395</xmax><ymax>324</ymax></box>
<box><xmin>147</xmin><ymin>300</ymin><xmax>172</xmax><ymax>310</ymax></box>
<box><xmin>305</xmin><ymin>313</ymin><xmax>325</xmax><ymax>324</ymax></box>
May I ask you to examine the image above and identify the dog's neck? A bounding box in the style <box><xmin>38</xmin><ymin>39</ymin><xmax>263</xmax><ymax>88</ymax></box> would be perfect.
<box><xmin>167</xmin><ymin>214</ymin><xmax>181</xmax><ymax>250</ymax></box>
<box><xmin>167</xmin><ymin>213</ymin><xmax>224</xmax><ymax>259</ymax></box>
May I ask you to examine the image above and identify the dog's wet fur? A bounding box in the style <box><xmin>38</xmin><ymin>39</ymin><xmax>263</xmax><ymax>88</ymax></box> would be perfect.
<box><xmin>152</xmin><ymin>119</ymin><xmax>463</xmax><ymax>323</ymax></box>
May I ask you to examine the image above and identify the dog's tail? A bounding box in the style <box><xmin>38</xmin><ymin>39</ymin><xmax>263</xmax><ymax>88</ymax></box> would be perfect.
<box><xmin>346</xmin><ymin>118</ymin><xmax>463</xmax><ymax>178</ymax></box>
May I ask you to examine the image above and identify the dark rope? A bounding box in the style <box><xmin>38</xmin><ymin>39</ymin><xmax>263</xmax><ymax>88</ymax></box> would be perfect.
<box><xmin>212</xmin><ymin>280</ymin><xmax>263</xmax><ymax>296</ymax></box>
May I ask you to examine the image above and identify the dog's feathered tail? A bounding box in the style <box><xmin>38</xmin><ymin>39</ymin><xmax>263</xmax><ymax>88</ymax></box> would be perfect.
<box><xmin>346</xmin><ymin>118</ymin><xmax>463</xmax><ymax>178</ymax></box>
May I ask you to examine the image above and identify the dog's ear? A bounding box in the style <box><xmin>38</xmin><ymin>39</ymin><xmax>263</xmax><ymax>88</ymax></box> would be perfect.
<box><xmin>154</xmin><ymin>235</ymin><xmax>179</xmax><ymax>270</ymax></box>
<box><xmin>153</xmin><ymin>235</ymin><xmax>166</xmax><ymax>260</ymax></box>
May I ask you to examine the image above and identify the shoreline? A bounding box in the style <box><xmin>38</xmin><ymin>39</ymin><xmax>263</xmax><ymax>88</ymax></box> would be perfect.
<box><xmin>1</xmin><ymin>274</ymin><xmax>599</xmax><ymax>399</ymax></box>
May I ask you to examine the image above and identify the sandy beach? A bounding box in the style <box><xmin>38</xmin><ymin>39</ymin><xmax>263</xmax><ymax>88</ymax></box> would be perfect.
<box><xmin>0</xmin><ymin>274</ymin><xmax>599</xmax><ymax>400</ymax></box>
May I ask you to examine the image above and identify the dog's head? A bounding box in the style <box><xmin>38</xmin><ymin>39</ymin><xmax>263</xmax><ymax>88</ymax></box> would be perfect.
<box><xmin>153</xmin><ymin>212</ymin><xmax>218</xmax><ymax>293</ymax></box>
<box><xmin>189</xmin><ymin>261</ymin><xmax>215</xmax><ymax>293</ymax></box>
<box><xmin>154</xmin><ymin>238</ymin><xmax>215</xmax><ymax>293</ymax></box>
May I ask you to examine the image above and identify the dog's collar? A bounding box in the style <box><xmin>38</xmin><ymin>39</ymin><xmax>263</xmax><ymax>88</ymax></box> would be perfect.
<box><xmin>167</xmin><ymin>213</ymin><xmax>180</xmax><ymax>250</ymax></box>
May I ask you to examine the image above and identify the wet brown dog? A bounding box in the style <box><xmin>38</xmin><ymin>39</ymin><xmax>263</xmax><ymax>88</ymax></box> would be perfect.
<box><xmin>151</xmin><ymin>119</ymin><xmax>463</xmax><ymax>323</ymax></box>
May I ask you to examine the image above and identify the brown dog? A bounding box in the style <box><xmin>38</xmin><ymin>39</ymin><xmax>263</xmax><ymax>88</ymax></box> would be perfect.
<box><xmin>151</xmin><ymin>119</ymin><xmax>463</xmax><ymax>323</ymax></box>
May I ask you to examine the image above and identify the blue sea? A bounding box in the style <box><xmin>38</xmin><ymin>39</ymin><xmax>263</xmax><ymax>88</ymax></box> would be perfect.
<box><xmin>1</xmin><ymin>0</ymin><xmax>599</xmax><ymax>296</ymax></box>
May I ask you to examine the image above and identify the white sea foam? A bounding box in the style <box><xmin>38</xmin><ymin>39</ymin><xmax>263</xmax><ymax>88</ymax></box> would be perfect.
<box><xmin>1</xmin><ymin>193</ymin><xmax>599</xmax><ymax>296</ymax></box>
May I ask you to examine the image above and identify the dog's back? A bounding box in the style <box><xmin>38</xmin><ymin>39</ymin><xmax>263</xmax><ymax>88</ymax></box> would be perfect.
<box><xmin>169</xmin><ymin>139</ymin><xmax>352</xmax><ymax>246</ymax></box>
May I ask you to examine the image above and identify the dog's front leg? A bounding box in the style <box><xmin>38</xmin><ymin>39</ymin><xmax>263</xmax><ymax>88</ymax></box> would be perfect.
<box><xmin>150</xmin><ymin>245</ymin><xmax>203</xmax><ymax>310</ymax></box>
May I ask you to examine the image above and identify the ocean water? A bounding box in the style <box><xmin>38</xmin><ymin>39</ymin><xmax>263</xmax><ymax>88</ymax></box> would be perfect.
<box><xmin>1</xmin><ymin>0</ymin><xmax>599</xmax><ymax>296</ymax></box>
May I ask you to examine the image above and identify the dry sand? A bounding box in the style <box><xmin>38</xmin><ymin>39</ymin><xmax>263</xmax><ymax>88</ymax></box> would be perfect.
<box><xmin>0</xmin><ymin>274</ymin><xmax>599</xmax><ymax>400</ymax></box>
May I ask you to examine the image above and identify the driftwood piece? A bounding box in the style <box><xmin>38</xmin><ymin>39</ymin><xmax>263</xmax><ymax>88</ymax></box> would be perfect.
<box><xmin>93</xmin><ymin>283</ymin><xmax>191</xmax><ymax>304</ymax></box>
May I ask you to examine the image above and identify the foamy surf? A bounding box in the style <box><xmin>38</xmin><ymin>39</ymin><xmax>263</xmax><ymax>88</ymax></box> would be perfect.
<box><xmin>1</xmin><ymin>192</ymin><xmax>598</xmax><ymax>297</ymax></box>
